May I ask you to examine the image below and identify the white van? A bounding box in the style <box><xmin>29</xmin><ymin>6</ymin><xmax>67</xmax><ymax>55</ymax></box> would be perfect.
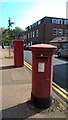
<box><xmin>58</xmin><ymin>43</ymin><xmax>68</xmax><ymax>57</ymax></box>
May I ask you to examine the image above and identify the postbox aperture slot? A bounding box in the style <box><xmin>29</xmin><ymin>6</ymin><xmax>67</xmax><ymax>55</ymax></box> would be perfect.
<box><xmin>36</xmin><ymin>56</ymin><xmax>48</xmax><ymax>63</ymax></box>
<box><xmin>36</xmin><ymin>56</ymin><xmax>46</xmax><ymax>59</ymax></box>
<box><xmin>36</xmin><ymin>56</ymin><xmax>48</xmax><ymax>59</ymax></box>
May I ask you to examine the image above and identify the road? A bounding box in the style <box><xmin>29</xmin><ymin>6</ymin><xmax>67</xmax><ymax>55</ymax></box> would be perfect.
<box><xmin>24</xmin><ymin>50</ymin><xmax>68</xmax><ymax>90</ymax></box>
<box><xmin>53</xmin><ymin>55</ymin><xmax>68</xmax><ymax>90</ymax></box>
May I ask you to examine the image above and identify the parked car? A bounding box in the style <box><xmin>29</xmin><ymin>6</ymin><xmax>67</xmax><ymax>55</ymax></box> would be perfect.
<box><xmin>57</xmin><ymin>43</ymin><xmax>68</xmax><ymax>57</ymax></box>
<box><xmin>24</xmin><ymin>45</ymin><xmax>30</xmax><ymax>50</ymax></box>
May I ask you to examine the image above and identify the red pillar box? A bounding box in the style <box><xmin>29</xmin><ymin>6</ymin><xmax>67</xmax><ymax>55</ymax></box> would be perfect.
<box><xmin>30</xmin><ymin>44</ymin><xmax>57</xmax><ymax>109</ymax></box>
<box><xmin>13</xmin><ymin>40</ymin><xmax>24</xmax><ymax>67</ymax></box>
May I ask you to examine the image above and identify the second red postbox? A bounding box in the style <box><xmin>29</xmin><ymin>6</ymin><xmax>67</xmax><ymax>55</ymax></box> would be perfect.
<box><xmin>13</xmin><ymin>40</ymin><xmax>24</xmax><ymax>67</ymax></box>
<box><xmin>30</xmin><ymin>44</ymin><xmax>57</xmax><ymax>109</ymax></box>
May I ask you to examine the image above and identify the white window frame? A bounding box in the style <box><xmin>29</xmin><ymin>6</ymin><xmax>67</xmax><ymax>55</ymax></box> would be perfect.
<box><xmin>30</xmin><ymin>32</ymin><xmax>32</xmax><ymax>38</ymax></box>
<box><xmin>53</xmin><ymin>28</ymin><xmax>58</xmax><ymax>35</ymax></box>
<box><xmin>28</xmin><ymin>33</ymin><xmax>30</xmax><ymax>39</ymax></box>
<box><xmin>30</xmin><ymin>41</ymin><xmax>32</xmax><ymax>45</ymax></box>
<box><xmin>52</xmin><ymin>19</ymin><xmax>57</xmax><ymax>24</ymax></box>
<box><xmin>38</xmin><ymin>20</ymin><xmax>41</xmax><ymax>25</ymax></box>
<box><xmin>65</xmin><ymin>29</ymin><xmax>68</xmax><ymax>36</ymax></box>
<box><xmin>57</xmin><ymin>19</ymin><xmax>63</xmax><ymax>24</ymax></box>
<box><xmin>36</xmin><ymin>30</ymin><xmax>39</xmax><ymax>37</ymax></box>
<box><xmin>64</xmin><ymin>20</ymin><xmax>68</xmax><ymax>25</ymax></box>
<box><xmin>33</xmin><ymin>31</ymin><xmax>35</xmax><ymax>37</ymax></box>
<box><xmin>28</xmin><ymin>42</ymin><xmax>30</xmax><ymax>46</ymax></box>
<box><xmin>58</xmin><ymin>29</ymin><xmax>63</xmax><ymax>35</ymax></box>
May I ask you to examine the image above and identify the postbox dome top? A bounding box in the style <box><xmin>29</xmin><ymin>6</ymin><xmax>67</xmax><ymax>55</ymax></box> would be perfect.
<box><xmin>30</xmin><ymin>44</ymin><xmax>57</xmax><ymax>49</ymax></box>
<box><xmin>13</xmin><ymin>40</ymin><xmax>24</xmax><ymax>42</ymax></box>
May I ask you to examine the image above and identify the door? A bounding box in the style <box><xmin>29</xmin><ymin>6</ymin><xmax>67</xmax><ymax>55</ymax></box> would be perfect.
<box><xmin>35</xmin><ymin>56</ymin><xmax>50</xmax><ymax>98</ymax></box>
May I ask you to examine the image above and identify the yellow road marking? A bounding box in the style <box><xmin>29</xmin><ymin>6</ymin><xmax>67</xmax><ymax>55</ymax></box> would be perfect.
<box><xmin>24</xmin><ymin>61</ymin><xmax>32</xmax><ymax>70</ymax></box>
<box><xmin>53</xmin><ymin>86</ymin><xmax>68</xmax><ymax>100</ymax></box>
<box><xmin>53</xmin><ymin>82</ymin><xmax>68</xmax><ymax>96</ymax></box>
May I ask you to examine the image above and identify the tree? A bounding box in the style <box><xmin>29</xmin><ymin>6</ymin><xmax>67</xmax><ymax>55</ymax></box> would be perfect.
<box><xmin>0</xmin><ymin>27</ymin><xmax>14</xmax><ymax>57</ymax></box>
<box><xmin>14</xmin><ymin>27</ymin><xmax>24</xmax><ymax>33</ymax></box>
<box><xmin>1</xmin><ymin>17</ymin><xmax>25</xmax><ymax>58</ymax></box>
<box><xmin>13</xmin><ymin>27</ymin><xmax>25</xmax><ymax>39</ymax></box>
<box><xmin>0</xmin><ymin>27</ymin><xmax>6</xmax><ymax>48</ymax></box>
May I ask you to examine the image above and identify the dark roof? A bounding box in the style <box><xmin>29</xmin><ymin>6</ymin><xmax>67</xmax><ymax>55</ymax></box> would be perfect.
<box><xmin>25</xmin><ymin>16</ymin><xmax>68</xmax><ymax>31</ymax></box>
<box><xmin>50</xmin><ymin>36</ymin><xmax>68</xmax><ymax>43</ymax></box>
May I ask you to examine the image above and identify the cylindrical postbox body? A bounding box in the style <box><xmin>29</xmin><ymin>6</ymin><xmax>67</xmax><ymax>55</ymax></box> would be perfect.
<box><xmin>30</xmin><ymin>44</ymin><xmax>57</xmax><ymax>109</ymax></box>
<box><xmin>13</xmin><ymin>40</ymin><xmax>24</xmax><ymax>67</ymax></box>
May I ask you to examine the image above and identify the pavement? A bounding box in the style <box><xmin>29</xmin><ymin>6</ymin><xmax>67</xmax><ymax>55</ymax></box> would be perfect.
<box><xmin>0</xmin><ymin>46</ymin><xmax>67</xmax><ymax>119</ymax></box>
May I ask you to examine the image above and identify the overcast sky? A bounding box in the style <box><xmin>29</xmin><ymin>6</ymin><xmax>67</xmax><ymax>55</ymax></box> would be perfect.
<box><xmin>0</xmin><ymin>0</ymin><xmax>68</xmax><ymax>30</ymax></box>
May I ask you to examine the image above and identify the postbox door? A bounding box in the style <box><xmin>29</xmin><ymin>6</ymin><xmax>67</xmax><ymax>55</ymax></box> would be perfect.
<box><xmin>32</xmin><ymin>57</ymin><xmax>52</xmax><ymax>98</ymax></box>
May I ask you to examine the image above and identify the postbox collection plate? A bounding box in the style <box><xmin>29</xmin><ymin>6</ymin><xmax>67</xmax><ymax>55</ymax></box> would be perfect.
<box><xmin>38</xmin><ymin>62</ymin><xmax>45</xmax><ymax>72</ymax></box>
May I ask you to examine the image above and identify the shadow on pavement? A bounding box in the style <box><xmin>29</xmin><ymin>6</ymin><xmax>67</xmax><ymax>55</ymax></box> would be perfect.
<box><xmin>1</xmin><ymin>100</ymin><xmax>42</xmax><ymax>119</ymax></box>
<box><xmin>0</xmin><ymin>65</ymin><xmax>22</xmax><ymax>70</ymax></box>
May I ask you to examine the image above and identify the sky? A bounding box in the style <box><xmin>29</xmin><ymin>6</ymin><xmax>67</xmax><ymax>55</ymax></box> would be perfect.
<box><xmin>0</xmin><ymin>0</ymin><xmax>68</xmax><ymax>30</ymax></box>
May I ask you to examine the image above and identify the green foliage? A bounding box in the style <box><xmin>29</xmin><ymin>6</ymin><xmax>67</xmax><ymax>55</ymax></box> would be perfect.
<box><xmin>14</xmin><ymin>27</ymin><xmax>25</xmax><ymax>33</ymax></box>
<box><xmin>0</xmin><ymin>27</ymin><xmax>25</xmax><ymax>44</ymax></box>
<box><xmin>13</xmin><ymin>27</ymin><xmax>25</xmax><ymax>37</ymax></box>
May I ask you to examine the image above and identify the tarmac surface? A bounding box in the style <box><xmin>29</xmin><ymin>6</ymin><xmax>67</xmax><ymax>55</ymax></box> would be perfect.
<box><xmin>0</xmin><ymin>46</ymin><xmax>67</xmax><ymax>119</ymax></box>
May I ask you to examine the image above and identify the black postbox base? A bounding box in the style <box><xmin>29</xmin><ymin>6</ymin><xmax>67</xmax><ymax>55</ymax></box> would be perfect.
<box><xmin>31</xmin><ymin>92</ymin><xmax>52</xmax><ymax>109</ymax></box>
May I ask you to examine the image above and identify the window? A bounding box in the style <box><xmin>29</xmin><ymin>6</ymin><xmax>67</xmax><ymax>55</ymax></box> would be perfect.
<box><xmin>30</xmin><ymin>32</ymin><xmax>32</xmax><ymax>38</ymax></box>
<box><xmin>33</xmin><ymin>31</ymin><xmax>35</xmax><ymax>37</ymax></box>
<box><xmin>52</xmin><ymin>19</ymin><xmax>57</xmax><ymax>24</ymax></box>
<box><xmin>32</xmin><ymin>22</ymin><xmax>37</xmax><ymax>28</ymax></box>
<box><xmin>52</xmin><ymin>18</ymin><xmax>64</xmax><ymax>24</ymax></box>
<box><xmin>25</xmin><ymin>27</ymin><xmax>29</xmax><ymax>31</ymax></box>
<box><xmin>34</xmin><ymin>22</ymin><xmax>37</xmax><ymax>27</ymax></box>
<box><xmin>58</xmin><ymin>29</ymin><xmax>63</xmax><ymax>35</ymax></box>
<box><xmin>53</xmin><ymin>29</ymin><xmax>63</xmax><ymax>36</ymax></box>
<box><xmin>36</xmin><ymin>30</ymin><xmax>39</xmax><ymax>37</ymax></box>
<box><xmin>53</xmin><ymin>29</ymin><xmax>57</xmax><ymax>35</ymax></box>
<box><xmin>64</xmin><ymin>20</ymin><xmax>68</xmax><ymax>25</ymax></box>
<box><xmin>32</xmin><ymin>24</ymin><xmax>34</xmax><ymax>28</ymax></box>
<box><xmin>29</xmin><ymin>25</ymin><xmax>32</xmax><ymax>29</ymax></box>
<box><xmin>28</xmin><ymin>33</ymin><xmax>30</xmax><ymax>38</ymax></box>
<box><xmin>23</xmin><ymin>34</ymin><xmax>27</xmax><ymax>40</ymax></box>
<box><xmin>28</xmin><ymin>42</ymin><xmax>31</xmax><ymax>46</ymax></box>
<box><xmin>65</xmin><ymin>29</ymin><xmax>68</xmax><ymax>36</ymax></box>
<box><xmin>30</xmin><ymin>41</ymin><xmax>32</xmax><ymax>45</ymax></box>
<box><xmin>57</xmin><ymin>19</ymin><xmax>63</xmax><ymax>24</ymax></box>
<box><xmin>38</xmin><ymin>20</ymin><xmax>41</xmax><ymax>25</ymax></box>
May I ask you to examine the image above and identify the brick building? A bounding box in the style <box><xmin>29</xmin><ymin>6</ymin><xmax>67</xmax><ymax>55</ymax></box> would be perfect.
<box><xmin>23</xmin><ymin>16</ymin><xmax>68</xmax><ymax>47</ymax></box>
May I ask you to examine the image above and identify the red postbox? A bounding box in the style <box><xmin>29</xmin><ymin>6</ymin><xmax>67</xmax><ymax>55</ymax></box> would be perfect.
<box><xmin>30</xmin><ymin>44</ymin><xmax>57</xmax><ymax>109</ymax></box>
<box><xmin>13</xmin><ymin>40</ymin><xmax>24</xmax><ymax>67</ymax></box>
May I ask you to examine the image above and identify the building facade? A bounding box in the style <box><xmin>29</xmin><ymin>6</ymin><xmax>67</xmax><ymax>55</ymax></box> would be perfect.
<box><xmin>15</xmin><ymin>32</ymin><xmax>24</xmax><ymax>40</ymax></box>
<box><xmin>23</xmin><ymin>16</ymin><xmax>68</xmax><ymax>47</ymax></box>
